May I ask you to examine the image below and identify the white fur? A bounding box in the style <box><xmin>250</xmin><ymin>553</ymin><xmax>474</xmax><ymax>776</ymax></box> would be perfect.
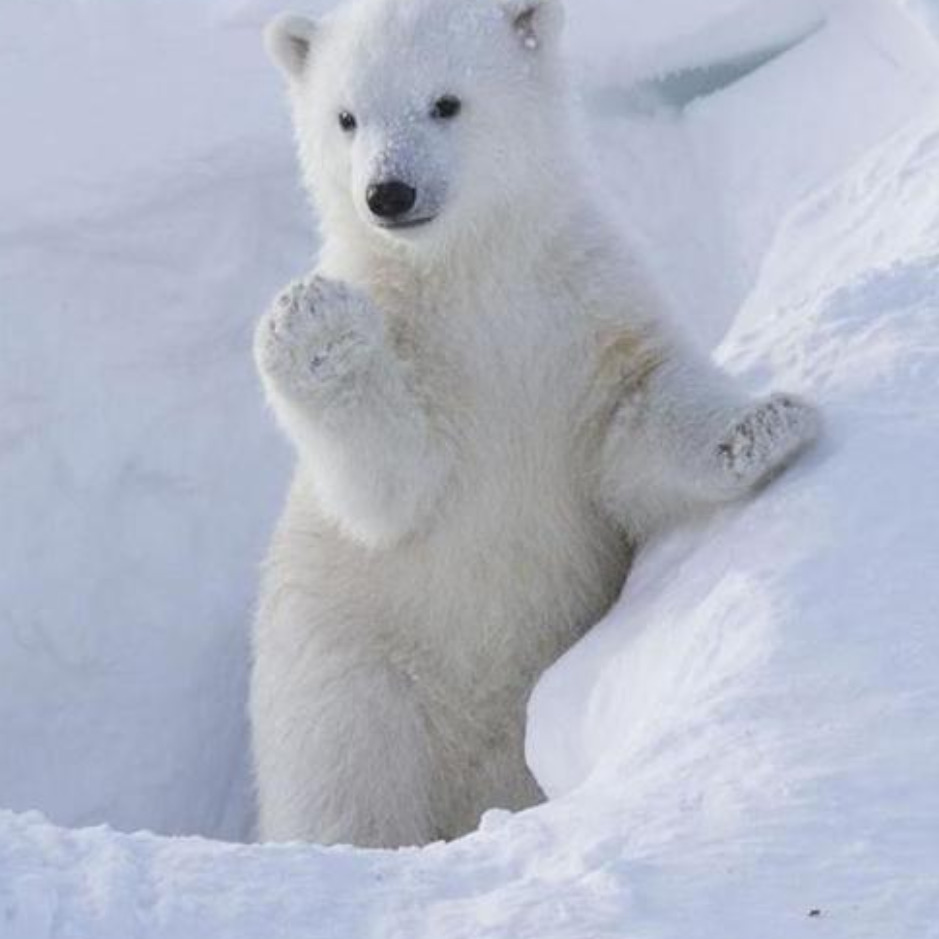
<box><xmin>251</xmin><ymin>0</ymin><xmax>820</xmax><ymax>848</ymax></box>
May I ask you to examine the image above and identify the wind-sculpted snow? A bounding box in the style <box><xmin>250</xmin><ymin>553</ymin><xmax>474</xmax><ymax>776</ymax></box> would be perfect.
<box><xmin>1</xmin><ymin>1</ymin><xmax>939</xmax><ymax>937</ymax></box>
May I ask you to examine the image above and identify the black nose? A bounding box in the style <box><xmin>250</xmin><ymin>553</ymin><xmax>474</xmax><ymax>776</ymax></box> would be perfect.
<box><xmin>367</xmin><ymin>180</ymin><xmax>417</xmax><ymax>219</ymax></box>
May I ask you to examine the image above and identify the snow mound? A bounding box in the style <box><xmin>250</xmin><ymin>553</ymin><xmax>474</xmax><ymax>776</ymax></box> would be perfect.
<box><xmin>529</xmin><ymin>113</ymin><xmax>939</xmax><ymax>934</ymax></box>
<box><xmin>2</xmin><ymin>1</ymin><xmax>939</xmax><ymax>937</ymax></box>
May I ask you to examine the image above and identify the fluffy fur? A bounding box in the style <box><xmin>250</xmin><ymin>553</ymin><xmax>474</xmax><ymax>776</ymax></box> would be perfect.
<box><xmin>251</xmin><ymin>0</ymin><xmax>819</xmax><ymax>848</ymax></box>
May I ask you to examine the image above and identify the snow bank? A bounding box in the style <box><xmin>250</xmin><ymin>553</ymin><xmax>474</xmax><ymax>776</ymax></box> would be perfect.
<box><xmin>529</xmin><ymin>113</ymin><xmax>939</xmax><ymax>934</ymax></box>
<box><xmin>2</xmin><ymin>0</ymin><xmax>939</xmax><ymax>936</ymax></box>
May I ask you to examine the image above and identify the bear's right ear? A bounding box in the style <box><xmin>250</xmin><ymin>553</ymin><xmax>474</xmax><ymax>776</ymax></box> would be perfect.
<box><xmin>265</xmin><ymin>13</ymin><xmax>318</xmax><ymax>80</ymax></box>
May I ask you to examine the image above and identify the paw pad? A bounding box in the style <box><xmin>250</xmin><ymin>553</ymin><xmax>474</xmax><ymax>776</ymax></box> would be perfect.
<box><xmin>718</xmin><ymin>394</ymin><xmax>820</xmax><ymax>489</ymax></box>
<box><xmin>256</xmin><ymin>277</ymin><xmax>381</xmax><ymax>400</ymax></box>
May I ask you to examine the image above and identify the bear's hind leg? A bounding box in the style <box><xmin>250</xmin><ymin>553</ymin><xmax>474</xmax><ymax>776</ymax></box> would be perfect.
<box><xmin>252</xmin><ymin>648</ymin><xmax>440</xmax><ymax>849</ymax></box>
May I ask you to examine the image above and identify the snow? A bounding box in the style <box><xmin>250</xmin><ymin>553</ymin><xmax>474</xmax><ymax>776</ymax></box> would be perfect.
<box><xmin>2</xmin><ymin>0</ymin><xmax>939</xmax><ymax>936</ymax></box>
<box><xmin>0</xmin><ymin>0</ymin><xmax>317</xmax><ymax>840</ymax></box>
<box><xmin>567</xmin><ymin>0</ymin><xmax>825</xmax><ymax>89</ymax></box>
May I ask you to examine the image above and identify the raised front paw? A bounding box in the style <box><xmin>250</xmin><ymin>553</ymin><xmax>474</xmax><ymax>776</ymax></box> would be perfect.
<box><xmin>255</xmin><ymin>276</ymin><xmax>383</xmax><ymax>401</ymax></box>
<box><xmin>716</xmin><ymin>393</ymin><xmax>821</xmax><ymax>495</ymax></box>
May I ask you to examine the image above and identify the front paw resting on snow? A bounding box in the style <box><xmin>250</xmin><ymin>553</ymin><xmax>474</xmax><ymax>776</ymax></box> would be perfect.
<box><xmin>711</xmin><ymin>393</ymin><xmax>820</xmax><ymax>498</ymax></box>
<box><xmin>255</xmin><ymin>276</ymin><xmax>384</xmax><ymax>403</ymax></box>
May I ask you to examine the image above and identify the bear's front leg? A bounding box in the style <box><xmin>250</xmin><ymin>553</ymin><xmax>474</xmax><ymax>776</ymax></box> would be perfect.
<box><xmin>255</xmin><ymin>276</ymin><xmax>451</xmax><ymax>546</ymax></box>
<box><xmin>599</xmin><ymin>352</ymin><xmax>820</xmax><ymax>535</ymax></box>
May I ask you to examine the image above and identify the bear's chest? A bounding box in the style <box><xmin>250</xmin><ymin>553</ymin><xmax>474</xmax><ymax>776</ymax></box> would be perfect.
<box><xmin>396</xmin><ymin>278</ymin><xmax>596</xmax><ymax>448</ymax></box>
<box><xmin>393</xmin><ymin>281</ymin><xmax>605</xmax><ymax>537</ymax></box>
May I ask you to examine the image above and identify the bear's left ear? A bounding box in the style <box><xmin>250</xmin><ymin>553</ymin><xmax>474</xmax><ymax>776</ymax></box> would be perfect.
<box><xmin>499</xmin><ymin>0</ymin><xmax>565</xmax><ymax>52</ymax></box>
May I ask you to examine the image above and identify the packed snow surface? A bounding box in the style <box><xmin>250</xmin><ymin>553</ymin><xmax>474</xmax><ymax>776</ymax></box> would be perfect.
<box><xmin>1</xmin><ymin>0</ymin><xmax>939</xmax><ymax>936</ymax></box>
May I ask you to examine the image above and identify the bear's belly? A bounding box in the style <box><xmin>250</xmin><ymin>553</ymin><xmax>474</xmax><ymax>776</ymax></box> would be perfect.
<box><xmin>417</xmin><ymin>483</ymin><xmax>627</xmax><ymax>669</ymax></box>
<box><xmin>272</xmin><ymin>458</ymin><xmax>629</xmax><ymax>682</ymax></box>
<box><xmin>315</xmin><ymin>411</ymin><xmax>631</xmax><ymax>701</ymax></box>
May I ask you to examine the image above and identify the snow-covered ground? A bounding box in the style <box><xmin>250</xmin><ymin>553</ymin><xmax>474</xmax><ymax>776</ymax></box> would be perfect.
<box><xmin>2</xmin><ymin>0</ymin><xmax>939</xmax><ymax>936</ymax></box>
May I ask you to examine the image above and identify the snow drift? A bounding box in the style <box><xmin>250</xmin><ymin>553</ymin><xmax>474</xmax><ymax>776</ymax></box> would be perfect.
<box><xmin>1</xmin><ymin>1</ymin><xmax>938</xmax><ymax>937</ymax></box>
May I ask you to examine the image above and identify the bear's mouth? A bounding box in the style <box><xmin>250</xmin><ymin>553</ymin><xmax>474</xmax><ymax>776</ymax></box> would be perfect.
<box><xmin>378</xmin><ymin>216</ymin><xmax>436</xmax><ymax>231</ymax></box>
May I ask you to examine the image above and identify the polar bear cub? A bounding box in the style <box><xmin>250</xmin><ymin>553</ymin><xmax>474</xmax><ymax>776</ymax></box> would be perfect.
<box><xmin>251</xmin><ymin>0</ymin><xmax>819</xmax><ymax>848</ymax></box>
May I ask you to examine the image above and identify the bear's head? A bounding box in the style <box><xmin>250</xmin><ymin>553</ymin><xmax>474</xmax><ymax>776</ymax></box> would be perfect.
<box><xmin>266</xmin><ymin>0</ymin><xmax>569</xmax><ymax>259</ymax></box>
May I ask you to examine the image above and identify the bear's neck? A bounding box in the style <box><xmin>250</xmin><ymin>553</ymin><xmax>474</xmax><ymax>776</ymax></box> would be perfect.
<box><xmin>318</xmin><ymin>184</ymin><xmax>583</xmax><ymax>310</ymax></box>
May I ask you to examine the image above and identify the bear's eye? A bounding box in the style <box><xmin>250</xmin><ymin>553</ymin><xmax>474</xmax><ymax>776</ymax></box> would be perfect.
<box><xmin>338</xmin><ymin>111</ymin><xmax>357</xmax><ymax>133</ymax></box>
<box><xmin>431</xmin><ymin>95</ymin><xmax>462</xmax><ymax>121</ymax></box>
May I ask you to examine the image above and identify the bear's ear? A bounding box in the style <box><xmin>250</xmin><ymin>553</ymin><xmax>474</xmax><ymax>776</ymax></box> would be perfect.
<box><xmin>265</xmin><ymin>13</ymin><xmax>318</xmax><ymax>80</ymax></box>
<box><xmin>499</xmin><ymin>0</ymin><xmax>565</xmax><ymax>52</ymax></box>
